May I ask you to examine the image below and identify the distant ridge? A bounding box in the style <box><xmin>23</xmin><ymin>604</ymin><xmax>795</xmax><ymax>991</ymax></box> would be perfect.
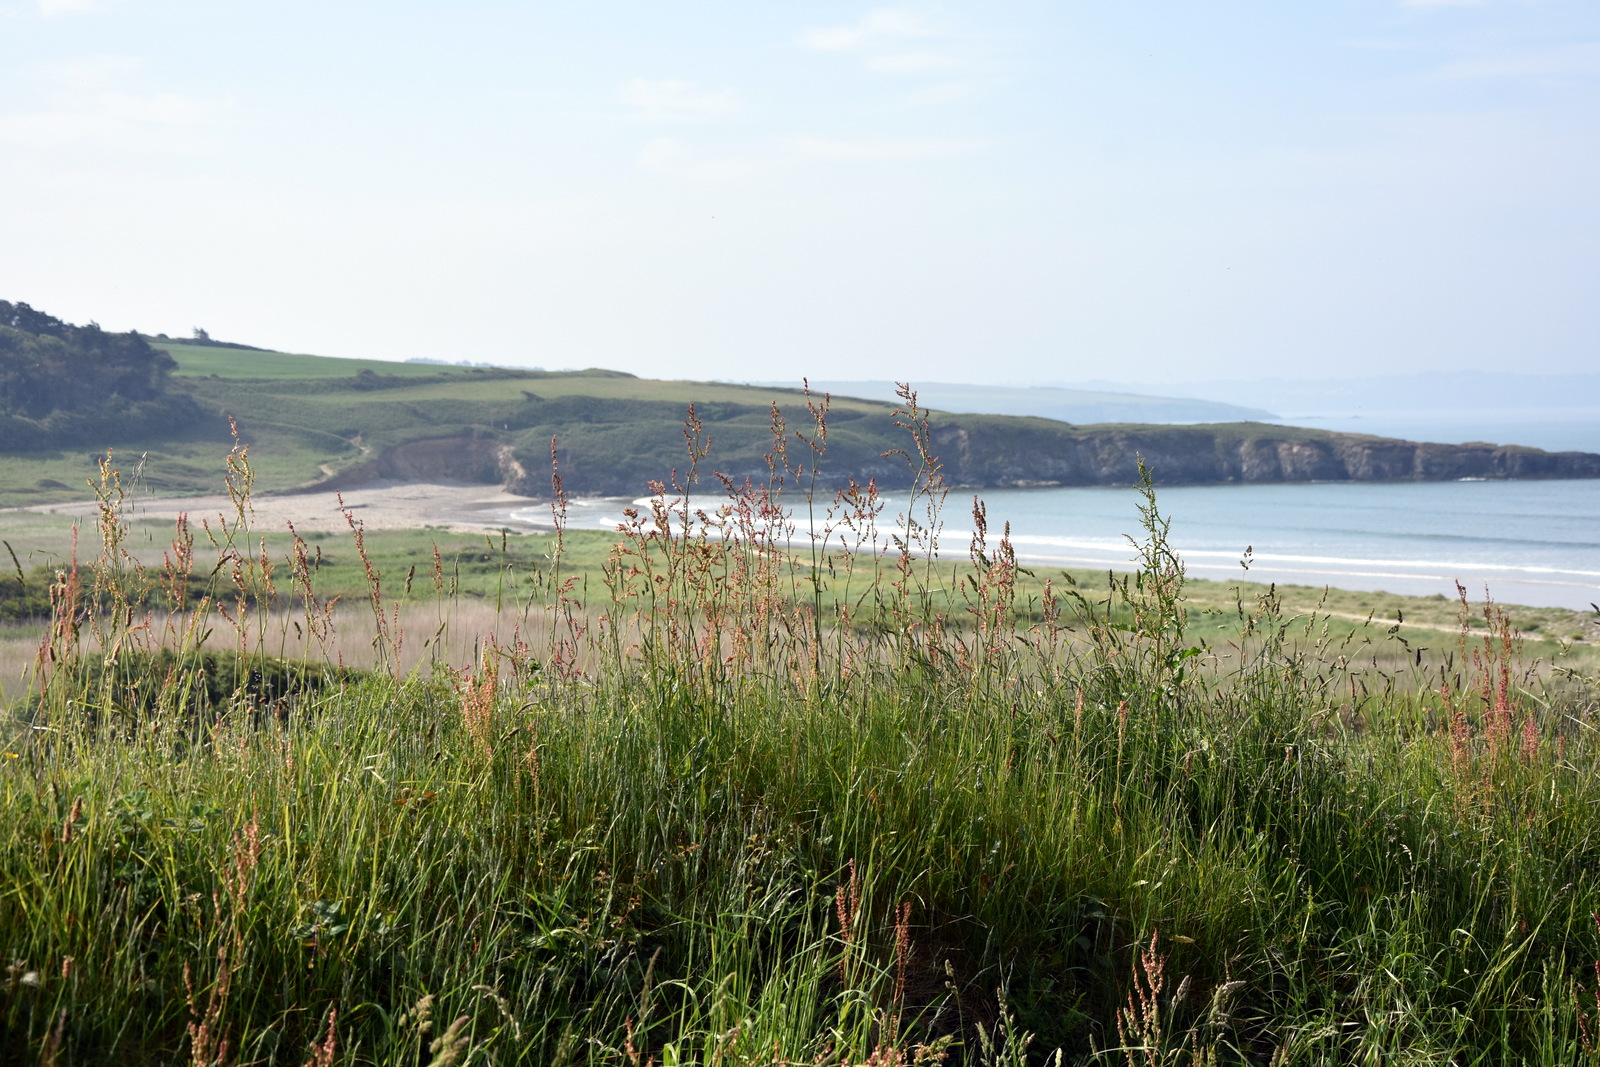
<box><xmin>1067</xmin><ymin>371</ymin><xmax>1600</xmax><ymax>418</ymax></box>
<box><xmin>143</xmin><ymin>334</ymin><xmax>267</xmax><ymax>352</ymax></box>
<box><xmin>3</xmin><ymin>303</ymin><xmax>1595</xmax><ymax>503</ymax></box>
<box><xmin>757</xmin><ymin>380</ymin><xmax>1277</xmax><ymax>425</ymax></box>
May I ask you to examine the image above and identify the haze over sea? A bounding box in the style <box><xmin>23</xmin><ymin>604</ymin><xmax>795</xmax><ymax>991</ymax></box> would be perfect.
<box><xmin>524</xmin><ymin>408</ymin><xmax>1600</xmax><ymax>612</ymax></box>
<box><xmin>1270</xmin><ymin>409</ymin><xmax>1600</xmax><ymax>460</ymax></box>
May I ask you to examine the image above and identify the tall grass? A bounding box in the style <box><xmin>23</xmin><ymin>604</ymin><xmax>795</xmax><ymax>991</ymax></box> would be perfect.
<box><xmin>4</xmin><ymin>389</ymin><xmax>1600</xmax><ymax>1065</ymax></box>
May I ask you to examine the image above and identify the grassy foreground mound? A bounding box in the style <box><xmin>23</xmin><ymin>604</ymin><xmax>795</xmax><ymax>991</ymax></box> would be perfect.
<box><xmin>4</xmin><ymin>414</ymin><xmax>1600</xmax><ymax>1065</ymax></box>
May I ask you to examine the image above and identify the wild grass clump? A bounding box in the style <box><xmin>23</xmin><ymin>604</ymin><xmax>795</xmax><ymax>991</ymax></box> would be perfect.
<box><xmin>4</xmin><ymin>386</ymin><xmax>1600</xmax><ymax>1064</ymax></box>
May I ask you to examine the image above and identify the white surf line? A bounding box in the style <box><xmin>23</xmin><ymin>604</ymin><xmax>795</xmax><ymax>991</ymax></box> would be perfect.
<box><xmin>1006</xmin><ymin>537</ymin><xmax>1600</xmax><ymax>581</ymax></box>
<box><xmin>510</xmin><ymin>500</ymin><xmax>1600</xmax><ymax>597</ymax></box>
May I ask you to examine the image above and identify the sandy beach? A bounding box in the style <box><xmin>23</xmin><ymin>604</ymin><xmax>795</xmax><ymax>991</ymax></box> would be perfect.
<box><xmin>23</xmin><ymin>482</ymin><xmax>559</xmax><ymax>535</ymax></box>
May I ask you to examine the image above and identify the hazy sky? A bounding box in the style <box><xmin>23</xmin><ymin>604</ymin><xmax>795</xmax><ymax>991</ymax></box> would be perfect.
<box><xmin>2</xmin><ymin>2</ymin><xmax>1596</xmax><ymax>385</ymax></box>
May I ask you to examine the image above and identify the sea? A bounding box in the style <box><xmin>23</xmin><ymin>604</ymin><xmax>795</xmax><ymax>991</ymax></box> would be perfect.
<box><xmin>513</xmin><ymin>408</ymin><xmax>1600</xmax><ymax>612</ymax></box>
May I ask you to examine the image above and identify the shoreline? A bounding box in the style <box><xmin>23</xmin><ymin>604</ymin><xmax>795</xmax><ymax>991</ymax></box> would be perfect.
<box><xmin>19</xmin><ymin>481</ymin><xmax>561</xmax><ymax>536</ymax></box>
<box><xmin>12</xmin><ymin>480</ymin><xmax>1600</xmax><ymax>614</ymax></box>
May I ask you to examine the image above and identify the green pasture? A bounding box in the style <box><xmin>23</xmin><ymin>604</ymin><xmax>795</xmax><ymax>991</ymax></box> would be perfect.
<box><xmin>156</xmin><ymin>342</ymin><xmax>488</xmax><ymax>381</ymax></box>
<box><xmin>6</xmin><ymin>336</ymin><xmax>1577</xmax><ymax>511</ymax></box>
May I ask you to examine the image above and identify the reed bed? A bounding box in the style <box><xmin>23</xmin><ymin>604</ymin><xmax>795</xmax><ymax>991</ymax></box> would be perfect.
<box><xmin>4</xmin><ymin>391</ymin><xmax>1600</xmax><ymax>1065</ymax></box>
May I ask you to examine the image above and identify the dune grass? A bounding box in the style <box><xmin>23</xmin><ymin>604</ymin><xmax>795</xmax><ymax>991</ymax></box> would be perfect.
<box><xmin>4</xmin><ymin>395</ymin><xmax>1600</xmax><ymax>1065</ymax></box>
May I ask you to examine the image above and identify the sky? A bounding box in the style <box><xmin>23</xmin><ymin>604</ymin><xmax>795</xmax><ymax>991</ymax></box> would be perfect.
<box><xmin>1</xmin><ymin>1</ymin><xmax>1596</xmax><ymax>386</ymax></box>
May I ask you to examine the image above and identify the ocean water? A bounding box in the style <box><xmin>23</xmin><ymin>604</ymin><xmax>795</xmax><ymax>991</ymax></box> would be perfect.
<box><xmin>967</xmin><ymin>480</ymin><xmax>1600</xmax><ymax>611</ymax></box>
<box><xmin>521</xmin><ymin>477</ymin><xmax>1600</xmax><ymax>611</ymax></box>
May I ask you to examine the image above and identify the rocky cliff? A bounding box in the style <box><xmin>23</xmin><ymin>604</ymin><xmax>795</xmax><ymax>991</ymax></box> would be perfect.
<box><xmin>308</xmin><ymin>435</ymin><xmax>526</xmax><ymax>493</ymax></box>
<box><xmin>330</xmin><ymin>417</ymin><xmax>1600</xmax><ymax>497</ymax></box>
<box><xmin>922</xmin><ymin>421</ymin><xmax>1600</xmax><ymax>489</ymax></box>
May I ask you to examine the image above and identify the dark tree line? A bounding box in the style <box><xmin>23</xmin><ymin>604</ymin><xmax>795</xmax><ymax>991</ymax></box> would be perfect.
<box><xmin>0</xmin><ymin>301</ymin><xmax>209</xmax><ymax>451</ymax></box>
<box><xmin>0</xmin><ymin>300</ymin><xmax>176</xmax><ymax>417</ymax></box>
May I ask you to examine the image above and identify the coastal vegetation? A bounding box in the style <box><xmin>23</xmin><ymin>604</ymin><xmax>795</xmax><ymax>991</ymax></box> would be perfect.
<box><xmin>0</xmin><ymin>302</ymin><xmax>220</xmax><ymax>456</ymax></box>
<box><xmin>4</xmin><ymin>398</ymin><xmax>1600</xmax><ymax>1064</ymax></box>
<box><xmin>2</xmin><ymin>304</ymin><xmax>1597</xmax><ymax>505</ymax></box>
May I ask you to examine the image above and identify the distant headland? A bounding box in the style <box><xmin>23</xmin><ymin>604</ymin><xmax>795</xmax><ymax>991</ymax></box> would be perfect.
<box><xmin>3</xmin><ymin>301</ymin><xmax>1597</xmax><ymax>503</ymax></box>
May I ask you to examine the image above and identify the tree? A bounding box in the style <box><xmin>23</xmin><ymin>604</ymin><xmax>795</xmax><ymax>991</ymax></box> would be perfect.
<box><xmin>0</xmin><ymin>300</ymin><xmax>202</xmax><ymax>450</ymax></box>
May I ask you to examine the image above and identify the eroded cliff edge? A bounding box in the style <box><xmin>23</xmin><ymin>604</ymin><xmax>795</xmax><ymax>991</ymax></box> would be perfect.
<box><xmin>315</xmin><ymin>417</ymin><xmax>1600</xmax><ymax>496</ymax></box>
<box><xmin>919</xmin><ymin>420</ymin><xmax>1600</xmax><ymax>489</ymax></box>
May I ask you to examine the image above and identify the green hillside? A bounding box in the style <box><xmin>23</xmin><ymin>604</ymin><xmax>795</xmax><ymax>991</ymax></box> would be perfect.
<box><xmin>165</xmin><ymin>346</ymin><xmax>907</xmax><ymax>498</ymax></box>
<box><xmin>0</xmin><ymin>329</ymin><xmax>919</xmax><ymax>504</ymax></box>
<box><xmin>0</xmin><ymin>331</ymin><xmax>883</xmax><ymax>503</ymax></box>
<box><xmin>161</xmin><ymin>340</ymin><xmax>485</xmax><ymax>380</ymax></box>
<box><xmin>0</xmin><ymin>311</ymin><xmax>1595</xmax><ymax>507</ymax></box>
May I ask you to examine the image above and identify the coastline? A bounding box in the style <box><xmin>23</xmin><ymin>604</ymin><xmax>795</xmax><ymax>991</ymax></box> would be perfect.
<box><xmin>20</xmin><ymin>481</ymin><xmax>556</xmax><ymax>535</ymax></box>
<box><xmin>15</xmin><ymin>477</ymin><xmax>1600</xmax><ymax>613</ymax></box>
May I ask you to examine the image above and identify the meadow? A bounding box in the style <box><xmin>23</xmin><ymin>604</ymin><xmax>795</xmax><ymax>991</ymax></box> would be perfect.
<box><xmin>4</xmin><ymin>399</ymin><xmax>1600</xmax><ymax>1065</ymax></box>
<box><xmin>11</xmin><ymin>332</ymin><xmax>1578</xmax><ymax>510</ymax></box>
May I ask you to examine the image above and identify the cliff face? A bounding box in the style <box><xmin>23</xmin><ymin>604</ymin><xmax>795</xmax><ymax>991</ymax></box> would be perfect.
<box><xmin>315</xmin><ymin>418</ymin><xmax>1600</xmax><ymax>497</ymax></box>
<box><xmin>926</xmin><ymin>422</ymin><xmax>1600</xmax><ymax>489</ymax></box>
<box><xmin>307</xmin><ymin>436</ymin><xmax>525</xmax><ymax>493</ymax></box>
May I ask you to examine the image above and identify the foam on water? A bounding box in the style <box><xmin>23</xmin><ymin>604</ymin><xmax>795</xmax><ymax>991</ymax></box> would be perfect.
<box><xmin>961</xmin><ymin>480</ymin><xmax>1600</xmax><ymax>609</ymax></box>
<box><xmin>511</xmin><ymin>466</ymin><xmax>1600</xmax><ymax>610</ymax></box>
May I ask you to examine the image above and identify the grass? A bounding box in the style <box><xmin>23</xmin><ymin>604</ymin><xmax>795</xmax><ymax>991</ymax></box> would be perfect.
<box><xmin>11</xmin><ymin>336</ymin><xmax>1582</xmax><ymax>507</ymax></box>
<box><xmin>4</xmin><ymin>513</ymin><xmax>1590</xmax><ymax>690</ymax></box>
<box><xmin>0</xmin><ymin>346</ymin><xmax>896</xmax><ymax>503</ymax></box>
<box><xmin>4</xmin><ymin>399</ymin><xmax>1600</xmax><ymax>1064</ymax></box>
<box><xmin>154</xmin><ymin>342</ymin><xmax>503</xmax><ymax>381</ymax></box>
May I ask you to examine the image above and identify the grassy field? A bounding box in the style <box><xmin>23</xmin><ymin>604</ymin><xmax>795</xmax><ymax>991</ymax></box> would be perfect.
<box><xmin>3</xmin><ymin>440</ymin><xmax>1600</xmax><ymax>1064</ymax></box>
<box><xmin>156</xmin><ymin>341</ymin><xmax>501</xmax><ymax>381</ymax></box>
<box><xmin>0</xmin><ymin>430</ymin><xmax>337</xmax><ymax>508</ymax></box>
<box><xmin>12</xmin><ymin>335</ymin><xmax>1585</xmax><ymax>510</ymax></box>
<box><xmin>0</xmin><ymin>501</ymin><xmax>1592</xmax><ymax>681</ymax></box>
<box><xmin>0</xmin><ymin>342</ymin><xmax>902</xmax><ymax>505</ymax></box>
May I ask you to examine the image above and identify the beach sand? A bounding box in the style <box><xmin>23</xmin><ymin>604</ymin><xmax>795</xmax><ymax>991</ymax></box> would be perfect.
<box><xmin>23</xmin><ymin>482</ymin><xmax>556</xmax><ymax>535</ymax></box>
